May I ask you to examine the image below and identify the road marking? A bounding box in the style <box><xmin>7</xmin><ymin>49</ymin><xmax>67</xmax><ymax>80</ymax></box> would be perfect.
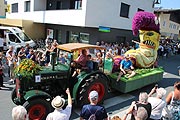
<box><xmin>73</xmin><ymin>94</ymin><xmax>135</xmax><ymax>117</ymax></box>
<box><xmin>163</xmin><ymin>72</ymin><xmax>168</xmax><ymax>76</ymax></box>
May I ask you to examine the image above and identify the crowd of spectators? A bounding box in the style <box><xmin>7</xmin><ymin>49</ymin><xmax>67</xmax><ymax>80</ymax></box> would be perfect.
<box><xmin>11</xmin><ymin>81</ymin><xmax>180</xmax><ymax>120</ymax></box>
<box><xmin>94</xmin><ymin>41</ymin><xmax>132</xmax><ymax>58</ymax></box>
<box><xmin>158</xmin><ymin>39</ymin><xmax>180</xmax><ymax>58</ymax></box>
<box><xmin>0</xmin><ymin>39</ymin><xmax>61</xmax><ymax>84</ymax></box>
<box><xmin>93</xmin><ymin>40</ymin><xmax>180</xmax><ymax>60</ymax></box>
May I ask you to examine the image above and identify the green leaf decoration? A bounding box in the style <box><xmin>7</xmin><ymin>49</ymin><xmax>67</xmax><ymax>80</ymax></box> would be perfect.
<box><xmin>14</xmin><ymin>59</ymin><xmax>42</xmax><ymax>79</ymax></box>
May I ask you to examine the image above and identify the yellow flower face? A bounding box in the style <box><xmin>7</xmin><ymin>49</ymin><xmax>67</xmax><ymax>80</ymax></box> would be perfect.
<box><xmin>139</xmin><ymin>30</ymin><xmax>160</xmax><ymax>50</ymax></box>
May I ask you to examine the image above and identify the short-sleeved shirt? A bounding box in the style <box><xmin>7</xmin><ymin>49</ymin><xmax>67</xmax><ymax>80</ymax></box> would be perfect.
<box><xmin>46</xmin><ymin>105</ymin><xmax>72</xmax><ymax>120</ymax></box>
<box><xmin>58</xmin><ymin>57</ymin><xmax>66</xmax><ymax>64</ymax></box>
<box><xmin>76</xmin><ymin>54</ymin><xmax>87</xmax><ymax>67</ymax></box>
<box><xmin>80</xmin><ymin>104</ymin><xmax>108</xmax><ymax>120</ymax></box>
<box><xmin>26</xmin><ymin>54</ymin><xmax>35</xmax><ymax>61</ymax></box>
<box><xmin>18</xmin><ymin>51</ymin><xmax>26</xmax><ymax>60</ymax></box>
<box><xmin>148</xmin><ymin>97</ymin><xmax>166</xmax><ymax>119</ymax></box>
<box><xmin>87</xmin><ymin>60</ymin><xmax>93</xmax><ymax>71</ymax></box>
<box><xmin>104</xmin><ymin>58</ymin><xmax>113</xmax><ymax>73</ymax></box>
<box><xmin>120</xmin><ymin>59</ymin><xmax>132</xmax><ymax>69</ymax></box>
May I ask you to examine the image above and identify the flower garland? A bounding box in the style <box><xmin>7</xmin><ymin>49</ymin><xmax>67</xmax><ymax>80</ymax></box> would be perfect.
<box><xmin>14</xmin><ymin>59</ymin><xmax>42</xmax><ymax>79</ymax></box>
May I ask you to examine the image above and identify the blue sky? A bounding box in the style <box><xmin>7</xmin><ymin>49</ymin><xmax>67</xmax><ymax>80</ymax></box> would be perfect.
<box><xmin>155</xmin><ymin>0</ymin><xmax>180</xmax><ymax>9</ymax></box>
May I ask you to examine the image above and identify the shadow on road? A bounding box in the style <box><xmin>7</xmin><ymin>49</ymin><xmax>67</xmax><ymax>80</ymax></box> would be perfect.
<box><xmin>158</xmin><ymin>55</ymin><xmax>180</xmax><ymax>75</ymax></box>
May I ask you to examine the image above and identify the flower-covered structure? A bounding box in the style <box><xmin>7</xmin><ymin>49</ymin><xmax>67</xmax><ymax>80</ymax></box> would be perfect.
<box><xmin>125</xmin><ymin>11</ymin><xmax>161</xmax><ymax>68</ymax></box>
<box><xmin>14</xmin><ymin>59</ymin><xmax>42</xmax><ymax>79</ymax></box>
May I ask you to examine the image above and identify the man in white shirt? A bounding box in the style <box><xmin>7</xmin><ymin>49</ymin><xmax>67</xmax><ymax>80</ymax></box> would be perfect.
<box><xmin>148</xmin><ymin>87</ymin><xmax>167</xmax><ymax>120</ymax></box>
<box><xmin>46</xmin><ymin>88</ymin><xmax>72</xmax><ymax>120</ymax></box>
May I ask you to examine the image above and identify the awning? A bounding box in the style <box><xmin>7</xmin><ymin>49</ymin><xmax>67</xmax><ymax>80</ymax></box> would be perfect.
<box><xmin>0</xmin><ymin>18</ymin><xmax>33</xmax><ymax>28</ymax></box>
<box><xmin>0</xmin><ymin>18</ymin><xmax>23</xmax><ymax>27</ymax></box>
<box><xmin>57</xmin><ymin>43</ymin><xmax>105</xmax><ymax>52</ymax></box>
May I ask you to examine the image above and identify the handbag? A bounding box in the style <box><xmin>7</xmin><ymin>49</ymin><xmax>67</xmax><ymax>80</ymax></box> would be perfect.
<box><xmin>162</xmin><ymin>92</ymin><xmax>174</xmax><ymax>119</ymax></box>
<box><xmin>162</xmin><ymin>106</ymin><xmax>173</xmax><ymax>119</ymax></box>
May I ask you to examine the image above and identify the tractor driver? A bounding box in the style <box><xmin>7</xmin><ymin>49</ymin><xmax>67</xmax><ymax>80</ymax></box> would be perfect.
<box><xmin>75</xmin><ymin>49</ymin><xmax>88</xmax><ymax>68</ymax></box>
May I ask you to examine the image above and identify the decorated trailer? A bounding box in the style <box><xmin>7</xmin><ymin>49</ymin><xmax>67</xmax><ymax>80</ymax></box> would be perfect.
<box><xmin>11</xmin><ymin>11</ymin><xmax>163</xmax><ymax>120</ymax></box>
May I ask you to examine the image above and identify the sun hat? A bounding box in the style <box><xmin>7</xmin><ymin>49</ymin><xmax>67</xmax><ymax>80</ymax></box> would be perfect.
<box><xmin>156</xmin><ymin>88</ymin><xmax>167</xmax><ymax>98</ymax></box>
<box><xmin>89</xmin><ymin>90</ymin><xmax>99</xmax><ymax>101</ymax></box>
<box><xmin>51</xmin><ymin>96</ymin><xmax>65</xmax><ymax>109</ymax></box>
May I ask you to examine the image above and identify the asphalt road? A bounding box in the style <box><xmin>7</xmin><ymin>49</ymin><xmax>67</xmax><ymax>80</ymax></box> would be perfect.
<box><xmin>0</xmin><ymin>55</ymin><xmax>179</xmax><ymax>120</ymax></box>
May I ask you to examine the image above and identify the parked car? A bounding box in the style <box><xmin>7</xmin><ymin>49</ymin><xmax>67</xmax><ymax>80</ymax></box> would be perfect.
<box><xmin>0</xmin><ymin>26</ymin><xmax>36</xmax><ymax>53</ymax></box>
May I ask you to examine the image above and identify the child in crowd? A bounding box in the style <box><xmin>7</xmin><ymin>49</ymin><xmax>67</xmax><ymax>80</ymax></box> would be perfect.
<box><xmin>86</xmin><ymin>54</ymin><xmax>93</xmax><ymax>71</ymax></box>
<box><xmin>58</xmin><ymin>52</ymin><xmax>66</xmax><ymax>64</ymax></box>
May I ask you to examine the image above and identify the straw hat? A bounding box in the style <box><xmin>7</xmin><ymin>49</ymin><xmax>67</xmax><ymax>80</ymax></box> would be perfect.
<box><xmin>51</xmin><ymin>96</ymin><xmax>65</xmax><ymax>109</ymax></box>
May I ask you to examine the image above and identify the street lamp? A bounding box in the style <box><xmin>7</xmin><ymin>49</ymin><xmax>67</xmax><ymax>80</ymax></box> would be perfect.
<box><xmin>153</xmin><ymin>0</ymin><xmax>161</xmax><ymax>8</ymax></box>
<box><xmin>154</xmin><ymin>0</ymin><xmax>161</xmax><ymax>4</ymax></box>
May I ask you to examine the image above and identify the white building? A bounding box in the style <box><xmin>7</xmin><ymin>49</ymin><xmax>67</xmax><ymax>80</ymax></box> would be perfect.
<box><xmin>1</xmin><ymin>0</ymin><xmax>155</xmax><ymax>44</ymax></box>
<box><xmin>155</xmin><ymin>9</ymin><xmax>180</xmax><ymax>40</ymax></box>
<box><xmin>0</xmin><ymin>0</ymin><xmax>6</xmax><ymax>18</ymax></box>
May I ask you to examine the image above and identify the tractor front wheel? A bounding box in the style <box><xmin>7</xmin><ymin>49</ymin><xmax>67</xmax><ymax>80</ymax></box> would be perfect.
<box><xmin>23</xmin><ymin>99</ymin><xmax>52</xmax><ymax>120</ymax></box>
<box><xmin>11</xmin><ymin>88</ymin><xmax>21</xmax><ymax>105</ymax></box>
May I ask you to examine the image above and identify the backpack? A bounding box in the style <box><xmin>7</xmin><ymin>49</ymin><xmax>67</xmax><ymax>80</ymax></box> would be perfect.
<box><xmin>87</xmin><ymin>105</ymin><xmax>99</xmax><ymax>120</ymax></box>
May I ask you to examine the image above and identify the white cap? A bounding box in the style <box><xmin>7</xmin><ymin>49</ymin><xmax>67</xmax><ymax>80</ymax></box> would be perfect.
<box><xmin>89</xmin><ymin>91</ymin><xmax>99</xmax><ymax>101</ymax></box>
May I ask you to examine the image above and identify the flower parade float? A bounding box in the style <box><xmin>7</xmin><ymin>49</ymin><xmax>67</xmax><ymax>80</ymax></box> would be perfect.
<box><xmin>14</xmin><ymin>59</ymin><xmax>42</xmax><ymax>80</ymax></box>
<box><xmin>108</xmin><ymin>11</ymin><xmax>164</xmax><ymax>93</ymax></box>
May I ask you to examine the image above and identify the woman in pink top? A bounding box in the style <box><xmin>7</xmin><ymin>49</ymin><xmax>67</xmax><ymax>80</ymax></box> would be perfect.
<box><xmin>76</xmin><ymin>49</ymin><xmax>88</xmax><ymax>67</ymax></box>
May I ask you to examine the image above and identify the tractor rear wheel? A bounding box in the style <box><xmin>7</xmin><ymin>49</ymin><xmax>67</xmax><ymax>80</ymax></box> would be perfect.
<box><xmin>23</xmin><ymin>99</ymin><xmax>52</xmax><ymax>120</ymax></box>
<box><xmin>77</xmin><ymin>74</ymin><xmax>108</xmax><ymax>107</ymax></box>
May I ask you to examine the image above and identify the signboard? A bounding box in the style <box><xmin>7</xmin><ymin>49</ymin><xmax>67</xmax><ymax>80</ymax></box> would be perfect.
<box><xmin>99</xmin><ymin>26</ymin><xmax>110</xmax><ymax>32</ymax></box>
<box><xmin>47</xmin><ymin>29</ymin><xmax>54</xmax><ymax>39</ymax></box>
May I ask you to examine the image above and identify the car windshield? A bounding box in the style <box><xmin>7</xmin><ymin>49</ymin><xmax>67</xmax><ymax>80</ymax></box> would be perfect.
<box><xmin>16</xmin><ymin>32</ymin><xmax>31</xmax><ymax>42</ymax></box>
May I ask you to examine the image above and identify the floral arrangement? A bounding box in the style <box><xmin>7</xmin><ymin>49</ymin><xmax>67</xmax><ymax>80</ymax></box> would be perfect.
<box><xmin>14</xmin><ymin>59</ymin><xmax>42</xmax><ymax>79</ymax></box>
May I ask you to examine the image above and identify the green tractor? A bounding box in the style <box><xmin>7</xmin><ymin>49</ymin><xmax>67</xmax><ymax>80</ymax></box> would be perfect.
<box><xmin>11</xmin><ymin>43</ymin><xmax>164</xmax><ymax>120</ymax></box>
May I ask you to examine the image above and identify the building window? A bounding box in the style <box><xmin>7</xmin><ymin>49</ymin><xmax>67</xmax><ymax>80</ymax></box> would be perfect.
<box><xmin>177</xmin><ymin>26</ymin><xmax>179</xmax><ymax>30</ymax></box>
<box><xmin>163</xmin><ymin>21</ymin><xmax>166</xmax><ymax>27</ymax></box>
<box><xmin>11</xmin><ymin>3</ymin><xmax>18</xmax><ymax>13</ymax></box>
<box><xmin>75</xmin><ymin>0</ymin><xmax>82</xmax><ymax>9</ymax></box>
<box><xmin>69</xmin><ymin>32</ymin><xmax>79</xmax><ymax>43</ymax></box>
<box><xmin>120</xmin><ymin>3</ymin><xmax>130</xmax><ymax>18</ymax></box>
<box><xmin>56</xmin><ymin>30</ymin><xmax>61</xmax><ymax>43</ymax></box>
<box><xmin>137</xmin><ymin>8</ymin><xmax>144</xmax><ymax>12</ymax></box>
<box><xmin>24</xmin><ymin>1</ymin><xmax>30</xmax><ymax>12</ymax></box>
<box><xmin>173</xmin><ymin>24</ymin><xmax>176</xmax><ymax>29</ymax></box>
<box><xmin>56</xmin><ymin>1</ymin><xmax>62</xmax><ymax>10</ymax></box>
<box><xmin>169</xmin><ymin>23</ymin><xmax>172</xmax><ymax>29</ymax></box>
<box><xmin>80</xmin><ymin>33</ymin><xmax>89</xmax><ymax>43</ymax></box>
